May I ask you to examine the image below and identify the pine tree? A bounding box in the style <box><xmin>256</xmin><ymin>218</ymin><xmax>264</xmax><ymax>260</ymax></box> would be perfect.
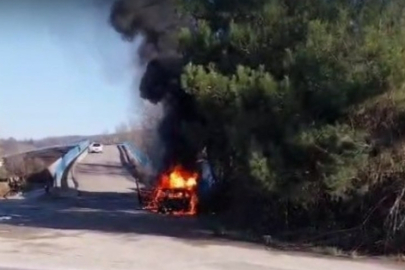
<box><xmin>176</xmin><ymin>0</ymin><xmax>405</xmax><ymax>252</ymax></box>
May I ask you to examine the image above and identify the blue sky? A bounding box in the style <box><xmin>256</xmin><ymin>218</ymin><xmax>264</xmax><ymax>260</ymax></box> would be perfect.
<box><xmin>0</xmin><ymin>0</ymin><xmax>144</xmax><ymax>140</ymax></box>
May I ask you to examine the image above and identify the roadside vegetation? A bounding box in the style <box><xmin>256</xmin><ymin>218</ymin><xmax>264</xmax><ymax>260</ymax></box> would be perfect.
<box><xmin>0</xmin><ymin>155</ymin><xmax>48</xmax><ymax>197</ymax></box>
<box><xmin>175</xmin><ymin>0</ymin><xmax>405</xmax><ymax>254</ymax></box>
<box><xmin>0</xmin><ymin>147</ymin><xmax>9</xmax><ymax>197</ymax></box>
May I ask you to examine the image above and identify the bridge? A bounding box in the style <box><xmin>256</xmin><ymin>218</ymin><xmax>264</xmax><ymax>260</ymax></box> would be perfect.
<box><xmin>0</xmin><ymin>143</ymin><xmax>397</xmax><ymax>270</ymax></box>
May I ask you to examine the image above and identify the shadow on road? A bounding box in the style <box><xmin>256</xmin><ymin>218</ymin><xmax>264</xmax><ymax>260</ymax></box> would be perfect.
<box><xmin>0</xmin><ymin>189</ymin><xmax>225</xmax><ymax>248</ymax></box>
<box><xmin>0</xmin><ymin>145</ymin><xmax>226</xmax><ymax>247</ymax></box>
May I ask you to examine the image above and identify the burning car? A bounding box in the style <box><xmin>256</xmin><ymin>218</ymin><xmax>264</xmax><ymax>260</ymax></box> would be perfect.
<box><xmin>140</xmin><ymin>159</ymin><xmax>216</xmax><ymax>216</ymax></box>
<box><xmin>142</xmin><ymin>165</ymin><xmax>199</xmax><ymax>215</ymax></box>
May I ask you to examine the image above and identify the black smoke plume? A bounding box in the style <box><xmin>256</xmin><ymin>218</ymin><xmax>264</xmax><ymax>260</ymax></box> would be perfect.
<box><xmin>110</xmin><ymin>0</ymin><xmax>199</xmax><ymax>170</ymax></box>
<box><xmin>110</xmin><ymin>0</ymin><xmax>181</xmax><ymax>61</ymax></box>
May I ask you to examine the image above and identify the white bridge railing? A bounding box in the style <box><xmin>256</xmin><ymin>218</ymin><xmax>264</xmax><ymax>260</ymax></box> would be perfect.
<box><xmin>48</xmin><ymin>140</ymin><xmax>90</xmax><ymax>189</ymax></box>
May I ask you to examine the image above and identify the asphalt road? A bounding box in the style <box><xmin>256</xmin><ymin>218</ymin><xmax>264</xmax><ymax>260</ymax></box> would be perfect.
<box><xmin>0</xmin><ymin>145</ymin><xmax>401</xmax><ymax>270</ymax></box>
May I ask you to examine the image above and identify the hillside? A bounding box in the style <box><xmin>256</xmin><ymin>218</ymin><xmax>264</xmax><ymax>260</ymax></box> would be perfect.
<box><xmin>0</xmin><ymin>136</ymin><xmax>87</xmax><ymax>156</ymax></box>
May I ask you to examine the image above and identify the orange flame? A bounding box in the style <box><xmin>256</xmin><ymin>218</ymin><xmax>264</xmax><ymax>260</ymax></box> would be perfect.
<box><xmin>161</xmin><ymin>165</ymin><xmax>198</xmax><ymax>190</ymax></box>
<box><xmin>143</xmin><ymin>165</ymin><xmax>199</xmax><ymax>216</ymax></box>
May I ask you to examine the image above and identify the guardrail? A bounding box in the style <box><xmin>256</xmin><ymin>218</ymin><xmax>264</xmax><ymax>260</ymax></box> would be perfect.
<box><xmin>49</xmin><ymin>140</ymin><xmax>90</xmax><ymax>188</ymax></box>
<box><xmin>120</xmin><ymin>142</ymin><xmax>149</xmax><ymax>168</ymax></box>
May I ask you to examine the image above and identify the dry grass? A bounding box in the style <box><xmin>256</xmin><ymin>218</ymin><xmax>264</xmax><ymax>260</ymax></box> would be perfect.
<box><xmin>0</xmin><ymin>182</ymin><xmax>10</xmax><ymax>198</ymax></box>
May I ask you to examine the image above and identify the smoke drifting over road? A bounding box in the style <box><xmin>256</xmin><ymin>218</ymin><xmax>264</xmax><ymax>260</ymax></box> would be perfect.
<box><xmin>110</xmin><ymin>0</ymin><xmax>198</xmax><ymax>170</ymax></box>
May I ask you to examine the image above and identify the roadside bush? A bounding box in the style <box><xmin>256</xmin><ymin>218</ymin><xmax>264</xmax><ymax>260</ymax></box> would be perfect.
<box><xmin>177</xmin><ymin>0</ymin><xmax>405</xmax><ymax>253</ymax></box>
